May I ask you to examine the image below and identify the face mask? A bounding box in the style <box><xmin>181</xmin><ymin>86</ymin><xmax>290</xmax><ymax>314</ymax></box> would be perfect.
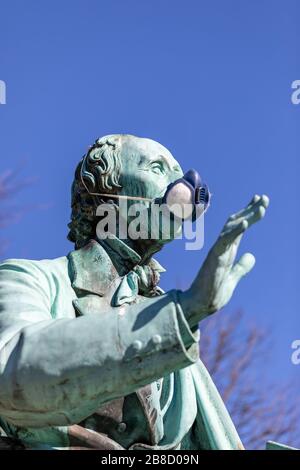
<box><xmin>157</xmin><ymin>169</ymin><xmax>210</xmax><ymax>221</ymax></box>
<box><xmin>81</xmin><ymin>161</ymin><xmax>210</xmax><ymax>222</ymax></box>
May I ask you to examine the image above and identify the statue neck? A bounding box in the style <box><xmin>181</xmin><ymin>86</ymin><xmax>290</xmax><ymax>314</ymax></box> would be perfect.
<box><xmin>123</xmin><ymin>238</ymin><xmax>164</xmax><ymax>264</ymax></box>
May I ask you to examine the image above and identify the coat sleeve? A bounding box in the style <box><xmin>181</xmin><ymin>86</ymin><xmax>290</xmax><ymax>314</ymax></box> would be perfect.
<box><xmin>0</xmin><ymin>259</ymin><xmax>199</xmax><ymax>428</ymax></box>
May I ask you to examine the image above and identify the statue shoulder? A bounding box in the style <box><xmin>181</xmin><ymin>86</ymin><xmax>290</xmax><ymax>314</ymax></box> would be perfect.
<box><xmin>0</xmin><ymin>255</ymin><xmax>69</xmax><ymax>279</ymax></box>
<box><xmin>0</xmin><ymin>255</ymin><xmax>70</xmax><ymax>302</ymax></box>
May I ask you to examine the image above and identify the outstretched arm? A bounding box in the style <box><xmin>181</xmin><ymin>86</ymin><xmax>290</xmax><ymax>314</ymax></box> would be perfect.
<box><xmin>0</xmin><ymin>195</ymin><xmax>268</xmax><ymax>429</ymax></box>
<box><xmin>180</xmin><ymin>195</ymin><xmax>269</xmax><ymax>327</ymax></box>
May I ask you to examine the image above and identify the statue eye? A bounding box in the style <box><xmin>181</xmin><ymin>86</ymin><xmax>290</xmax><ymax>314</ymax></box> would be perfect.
<box><xmin>150</xmin><ymin>161</ymin><xmax>165</xmax><ymax>175</ymax></box>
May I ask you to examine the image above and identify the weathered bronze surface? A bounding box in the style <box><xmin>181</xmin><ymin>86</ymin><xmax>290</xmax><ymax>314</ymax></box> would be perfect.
<box><xmin>0</xmin><ymin>135</ymin><xmax>270</xmax><ymax>449</ymax></box>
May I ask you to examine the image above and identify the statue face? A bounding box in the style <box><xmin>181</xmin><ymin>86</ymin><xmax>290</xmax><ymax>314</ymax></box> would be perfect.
<box><xmin>114</xmin><ymin>135</ymin><xmax>184</xmax><ymax>243</ymax></box>
<box><xmin>71</xmin><ymin>134</ymin><xmax>200</xmax><ymax>249</ymax></box>
<box><xmin>118</xmin><ymin>136</ymin><xmax>184</xmax><ymax>200</ymax></box>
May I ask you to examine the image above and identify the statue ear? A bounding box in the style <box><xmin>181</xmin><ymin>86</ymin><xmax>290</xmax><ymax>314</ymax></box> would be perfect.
<box><xmin>80</xmin><ymin>136</ymin><xmax>122</xmax><ymax>193</ymax></box>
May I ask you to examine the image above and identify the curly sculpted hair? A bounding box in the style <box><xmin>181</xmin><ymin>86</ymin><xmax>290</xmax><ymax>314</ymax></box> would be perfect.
<box><xmin>67</xmin><ymin>134</ymin><xmax>125</xmax><ymax>249</ymax></box>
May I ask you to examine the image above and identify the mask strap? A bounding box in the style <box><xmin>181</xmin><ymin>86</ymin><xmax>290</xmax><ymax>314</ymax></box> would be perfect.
<box><xmin>88</xmin><ymin>192</ymin><xmax>153</xmax><ymax>202</ymax></box>
<box><xmin>80</xmin><ymin>154</ymin><xmax>153</xmax><ymax>202</ymax></box>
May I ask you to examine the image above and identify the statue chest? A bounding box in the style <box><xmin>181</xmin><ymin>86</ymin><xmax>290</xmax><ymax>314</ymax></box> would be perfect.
<box><xmin>68</xmin><ymin>380</ymin><xmax>164</xmax><ymax>450</ymax></box>
<box><xmin>72</xmin><ymin>276</ymin><xmax>147</xmax><ymax>318</ymax></box>
<box><xmin>70</xmin><ymin>287</ymin><xmax>164</xmax><ymax>449</ymax></box>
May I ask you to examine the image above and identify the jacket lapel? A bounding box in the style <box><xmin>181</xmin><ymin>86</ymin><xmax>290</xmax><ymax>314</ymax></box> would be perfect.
<box><xmin>68</xmin><ymin>239</ymin><xmax>118</xmax><ymax>296</ymax></box>
<box><xmin>68</xmin><ymin>240</ymin><xmax>120</xmax><ymax>317</ymax></box>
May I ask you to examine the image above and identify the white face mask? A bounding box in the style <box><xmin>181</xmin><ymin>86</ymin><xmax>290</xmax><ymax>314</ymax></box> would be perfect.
<box><xmin>81</xmin><ymin>163</ymin><xmax>210</xmax><ymax>222</ymax></box>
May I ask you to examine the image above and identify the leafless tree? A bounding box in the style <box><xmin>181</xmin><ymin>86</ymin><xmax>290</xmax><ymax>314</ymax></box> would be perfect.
<box><xmin>200</xmin><ymin>310</ymin><xmax>300</xmax><ymax>449</ymax></box>
<box><xmin>0</xmin><ymin>167</ymin><xmax>34</xmax><ymax>254</ymax></box>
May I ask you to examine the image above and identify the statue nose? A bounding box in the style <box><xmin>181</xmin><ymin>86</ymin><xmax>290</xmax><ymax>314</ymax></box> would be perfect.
<box><xmin>183</xmin><ymin>169</ymin><xmax>202</xmax><ymax>188</ymax></box>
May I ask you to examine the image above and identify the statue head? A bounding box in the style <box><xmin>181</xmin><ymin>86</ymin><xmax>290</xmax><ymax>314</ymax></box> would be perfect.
<box><xmin>68</xmin><ymin>134</ymin><xmax>184</xmax><ymax>251</ymax></box>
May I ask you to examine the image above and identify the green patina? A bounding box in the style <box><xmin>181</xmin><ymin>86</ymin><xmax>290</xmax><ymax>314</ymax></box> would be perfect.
<box><xmin>0</xmin><ymin>134</ymin><xmax>272</xmax><ymax>450</ymax></box>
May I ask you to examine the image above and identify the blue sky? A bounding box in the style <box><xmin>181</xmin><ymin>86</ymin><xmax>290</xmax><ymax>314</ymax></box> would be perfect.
<box><xmin>0</xmin><ymin>0</ymin><xmax>299</xmax><ymax>388</ymax></box>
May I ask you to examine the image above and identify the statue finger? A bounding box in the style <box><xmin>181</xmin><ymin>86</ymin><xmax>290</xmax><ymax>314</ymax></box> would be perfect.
<box><xmin>230</xmin><ymin>252</ymin><xmax>256</xmax><ymax>283</ymax></box>
<box><xmin>221</xmin><ymin>219</ymin><xmax>248</xmax><ymax>243</ymax></box>
<box><xmin>227</xmin><ymin>195</ymin><xmax>269</xmax><ymax>230</ymax></box>
<box><xmin>227</xmin><ymin>195</ymin><xmax>261</xmax><ymax>222</ymax></box>
<box><xmin>243</xmin><ymin>204</ymin><xmax>266</xmax><ymax>228</ymax></box>
<box><xmin>227</xmin><ymin>194</ymin><xmax>269</xmax><ymax>224</ymax></box>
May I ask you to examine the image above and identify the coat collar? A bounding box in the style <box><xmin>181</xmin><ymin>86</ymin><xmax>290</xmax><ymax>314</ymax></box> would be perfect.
<box><xmin>68</xmin><ymin>237</ymin><xmax>165</xmax><ymax>297</ymax></box>
<box><xmin>68</xmin><ymin>239</ymin><xmax>117</xmax><ymax>296</ymax></box>
<box><xmin>98</xmin><ymin>235</ymin><xmax>142</xmax><ymax>274</ymax></box>
<box><xmin>98</xmin><ymin>235</ymin><xmax>166</xmax><ymax>275</ymax></box>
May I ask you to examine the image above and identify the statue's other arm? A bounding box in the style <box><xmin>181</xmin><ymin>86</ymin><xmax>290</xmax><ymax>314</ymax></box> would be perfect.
<box><xmin>0</xmin><ymin>260</ymin><xmax>198</xmax><ymax>428</ymax></box>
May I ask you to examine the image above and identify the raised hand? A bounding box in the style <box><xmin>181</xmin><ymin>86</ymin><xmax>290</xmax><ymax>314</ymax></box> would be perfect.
<box><xmin>180</xmin><ymin>195</ymin><xmax>270</xmax><ymax>328</ymax></box>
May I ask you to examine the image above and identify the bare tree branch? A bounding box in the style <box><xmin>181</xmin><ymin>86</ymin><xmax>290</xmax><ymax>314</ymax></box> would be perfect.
<box><xmin>200</xmin><ymin>310</ymin><xmax>300</xmax><ymax>449</ymax></box>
